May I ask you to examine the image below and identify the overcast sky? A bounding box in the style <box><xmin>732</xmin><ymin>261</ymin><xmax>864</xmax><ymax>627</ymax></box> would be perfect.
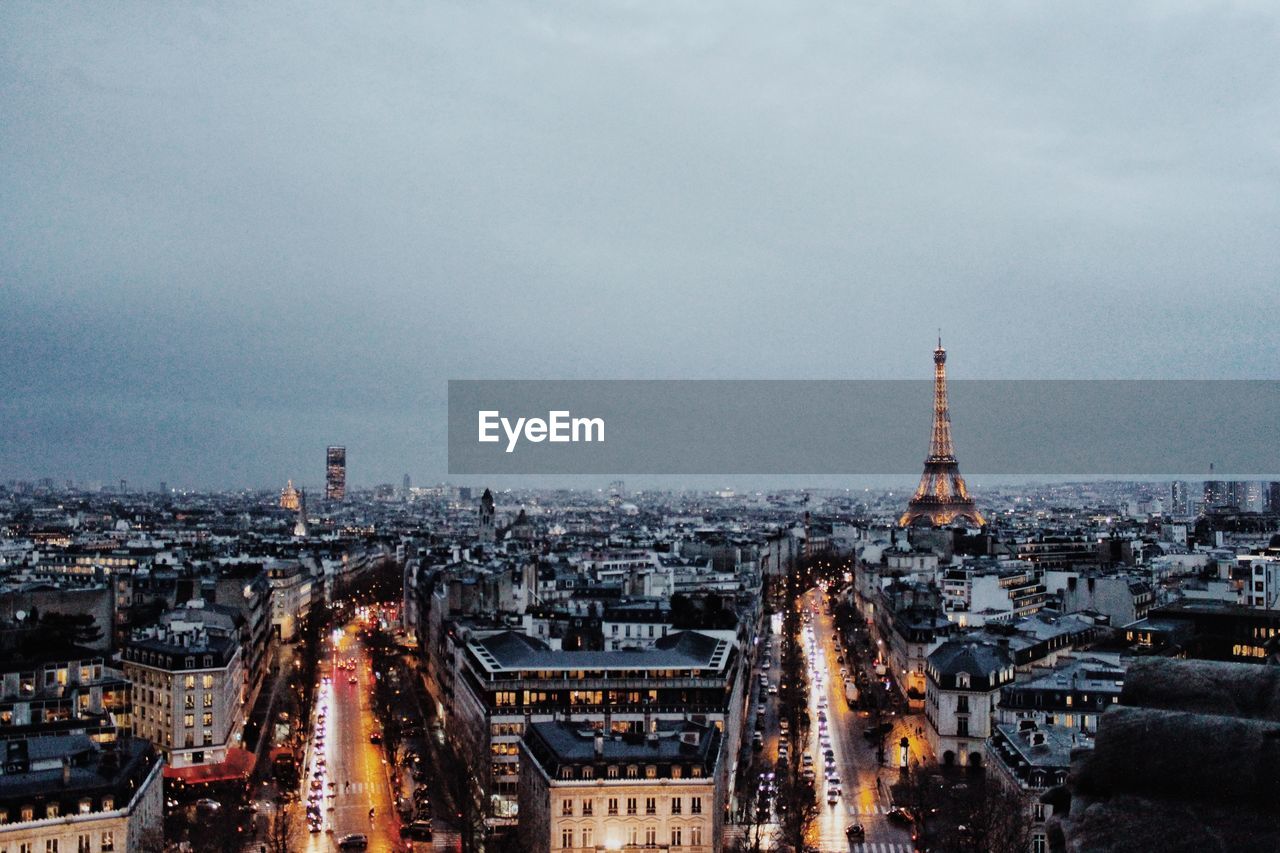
<box><xmin>2</xmin><ymin>2</ymin><xmax>1278</xmax><ymax>490</ymax></box>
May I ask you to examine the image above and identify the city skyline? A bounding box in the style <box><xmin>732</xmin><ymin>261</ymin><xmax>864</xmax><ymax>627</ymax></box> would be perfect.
<box><xmin>3</xmin><ymin>4</ymin><xmax>1280</xmax><ymax>487</ymax></box>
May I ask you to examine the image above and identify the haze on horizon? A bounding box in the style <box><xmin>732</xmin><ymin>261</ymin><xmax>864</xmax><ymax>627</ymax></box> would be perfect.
<box><xmin>2</xmin><ymin>2</ymin><xmax>1278</xmax><ymax>490</ymax></box>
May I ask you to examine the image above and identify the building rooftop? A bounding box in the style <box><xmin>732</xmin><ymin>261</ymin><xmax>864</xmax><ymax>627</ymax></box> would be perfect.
<box><xmin>521</xmin><ymin>720</ymin><xmax>720</xmax><ymax>780</ymax></box>
<box><xmin>469</xmin><ymin>629</ymin><xmax>731</xmax><ymax>674</ymax></box>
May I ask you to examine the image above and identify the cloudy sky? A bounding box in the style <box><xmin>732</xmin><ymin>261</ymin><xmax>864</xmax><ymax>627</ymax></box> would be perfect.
<box><xmin>2</xmin><ymin>2</ymin><xmax>1278</xmax><ymax>490</ymax></box>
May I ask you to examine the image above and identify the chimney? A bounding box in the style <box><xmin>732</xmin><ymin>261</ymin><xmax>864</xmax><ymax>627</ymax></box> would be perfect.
<box><xmin>594</xmin><ymin>730</ymin><xmax>604</xmax><ymax>759</ymax></box>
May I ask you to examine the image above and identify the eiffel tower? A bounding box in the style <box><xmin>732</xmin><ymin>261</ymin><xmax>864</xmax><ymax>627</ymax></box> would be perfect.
<box><xmin>898</xmin><ymin>337</ymin><xmax>986</xmax><ymax>527</ymax></box>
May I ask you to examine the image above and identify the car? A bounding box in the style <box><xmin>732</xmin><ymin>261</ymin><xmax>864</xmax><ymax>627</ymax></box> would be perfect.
<box><xmin>827</xmin><ymin>789</ymin><xmax>840</xmax><ymax>804</ymax></box>
<box><xmin>757</xmin><ymin>703</ymin><xmax>766</xmax><ymax>715</ymax></box>
<box><xmin>845</xmin><ymin>824</ymin><xmax>865</xmax><ymax>840</ymax></box>
<box><xmin>349</xmin><ymin>676</ymin><xmax>358</xmax><ymax>684</ymax></box>
<box><xmin>888</xmin><ymin>807</ymin><xmax>915</xmax><ymax>825</ymax></box>
<box><xmin>401</xmin><ymin>821</ymin><xmax>433</xmax><ymax>841</ymax></box>
<box><xmin>337</xmin><ymin>833</ymin><xmax>369</xmax><ymax>849</ymax></box>
<box><xmin>369</xmin><ymin>731</ymin><xmax>382</xmax><ymax>744</ymax></box>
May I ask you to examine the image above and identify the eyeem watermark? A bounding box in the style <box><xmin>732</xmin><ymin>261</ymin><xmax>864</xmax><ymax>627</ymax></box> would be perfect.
<box><xmin>478</xmin><ymin>410</ymin><xmax>605</xmax><ymax>453</ymax></box>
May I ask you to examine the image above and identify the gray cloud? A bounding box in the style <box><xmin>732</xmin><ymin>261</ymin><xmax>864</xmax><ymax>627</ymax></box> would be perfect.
<box><xmin>2</xmin><ymin>1</ymin><xmax>1278</xmax><ymax>488</ymax></box>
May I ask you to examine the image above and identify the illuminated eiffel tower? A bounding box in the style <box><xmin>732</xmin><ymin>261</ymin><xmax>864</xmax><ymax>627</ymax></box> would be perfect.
<box><xmin>898</xmin><ymin>337</ymin><xmax>986</xmax><ymax>527</ymax></box>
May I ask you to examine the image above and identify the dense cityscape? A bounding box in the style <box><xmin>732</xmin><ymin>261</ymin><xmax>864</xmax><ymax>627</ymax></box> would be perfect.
<box><xmin>5</xmin><ymin>4</ymin><xmax>1279</xmax><ymax>852</ymax></box>
<box><xmin>2</xmin><ymin>346</ymin><xmax>1279</xmax><ymax>852</ymax></box>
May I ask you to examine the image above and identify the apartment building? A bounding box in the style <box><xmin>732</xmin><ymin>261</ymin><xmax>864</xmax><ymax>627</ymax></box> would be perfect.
<box><xmin>517</xmin><ymin>720</ymin><xmax>719</xmax><ymax>853</ymax></box>
<box><xmin>121</xmin><ymin>603</ymin><xmax>244</xmax><ymax>769</ymax></box>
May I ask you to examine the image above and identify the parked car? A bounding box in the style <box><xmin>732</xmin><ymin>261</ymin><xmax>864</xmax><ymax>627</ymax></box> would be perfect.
<box><xmin>337</xmin><ymin>833</ymin><xmax>369</xmax><ymax>849</ymax></box>
<box><xmin>401</xmin><ymin>821</ymin><xmax>433</xmax><ymax>841</ymax></box>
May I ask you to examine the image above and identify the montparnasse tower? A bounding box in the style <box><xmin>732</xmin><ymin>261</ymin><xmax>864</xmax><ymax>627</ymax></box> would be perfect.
<box><xmin>898</xmin><ymin>337</ymin><xmax>986</xmax><ymax>527</ymax></box>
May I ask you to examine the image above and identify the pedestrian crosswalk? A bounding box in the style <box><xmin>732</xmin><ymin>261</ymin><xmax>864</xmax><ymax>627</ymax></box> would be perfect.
<box><xmin>846</xmin><ymin>803</ymin><xmax>891</xmax><ymax>815</ymax></box>
<box><xmin>848</xmin><ymin>844</ymin><xmax>912</xmax><ymax>853</ymax></box>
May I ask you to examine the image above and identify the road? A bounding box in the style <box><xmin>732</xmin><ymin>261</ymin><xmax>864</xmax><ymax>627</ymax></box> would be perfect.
<box><xmin>801</xmin><ymin>588</ymin><xmax>916</xmax><ymax>853</ymax></box>
<box><xmin>295</xmin><ymin>622</ymin><xmax>400</xmax><ymax>852</ymax></box>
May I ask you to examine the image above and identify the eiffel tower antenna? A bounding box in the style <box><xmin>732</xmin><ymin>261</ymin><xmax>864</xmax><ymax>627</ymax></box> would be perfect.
<box><xmin>899</xmin><ymin>338</ymin><xmax>986</xmax><ymax>527</ymax></box>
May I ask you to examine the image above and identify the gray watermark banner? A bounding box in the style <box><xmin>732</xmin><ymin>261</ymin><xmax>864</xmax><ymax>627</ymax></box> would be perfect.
<box><xmin>447</xmin><ymin>380</ymin><xmax>1280</xmax><ymax>476</ymax></box>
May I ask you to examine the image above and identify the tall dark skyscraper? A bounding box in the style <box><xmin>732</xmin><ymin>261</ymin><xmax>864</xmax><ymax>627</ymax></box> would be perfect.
<box><xmin>326</xmin><ymin>446</ymin><xmax>346</xmax><ymax>501</ymax></box>
<box><xmin>899</xmin><ymin>338</ymin><xmax>985</xmax><ymax>527</ymax></box>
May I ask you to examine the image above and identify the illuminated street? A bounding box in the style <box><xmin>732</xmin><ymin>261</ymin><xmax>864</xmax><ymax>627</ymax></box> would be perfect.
<box><xmin>802</xmin><ymin>588</ymin><xmax>915</xmax><ymax>853</ymax></box>
<box><xmin>296</xmin><ymin>621</ymin><xmax>399</xmax><ymax>852</ymax></box>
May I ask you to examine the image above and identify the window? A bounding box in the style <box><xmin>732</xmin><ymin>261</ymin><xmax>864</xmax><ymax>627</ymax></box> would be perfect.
<box><xmin>203</xmin><ymin>692</ymin><xmax>213</xmax><ymax>708</ymax></box>
<box><xmin>1032</xmin><ymin>834</ymin><xmax>1047</xmax><ymax>853</ymax></box>
<box><xmin>956</xmin><ymin>695</ymin><xmax>969</xmax><ymax>713</ymax></box>
<box><xmin>645</xmin><ymin>826</ymin><xmax>657</xmax><ymax>845</ymax></box>
<box><xmin>671</xmin><ymin>827</ymin><xmax>682</xmax><ymax>846</ymax></box>
<box><xmin>626</xmin><ymin>797</ymin><xmax>637</xmax><ymax>815</ymax></box>
<box><xmin>46</xmin><ymin>842</ymin><xmax>58</xmax><ymax>853</ymax></box>
<box><xmin>581</xmin><ymin>827</ymin><xmax>592</xmax><ymax>847</ymax></box>
<box><xmin>671</xmin><ymin>796</ymin><xmax>682</xmax><ymax>814</ymax></box>
<box><xmin>581</xmin><ymin>765</ymin><xmax>593</xmax><ymax>779</ymax></box>
<box><xmin>606</xmin><ymin>765</ymin><xmax>619</xmax><ymax>779</ymax></box>
<box><xmin>1033</xmin><ymin>802</ymin><xmax>1046</xmax><ymax>821</ymax></box>
<box><xmin>626</xmin><ymin>764</ymin><xmax>638</xmax><ymax>778</ymax></box>
<box><xmin>100</xmin><ymin>833</ymin><xmax>114</xmax><ymax>852</ymax></box>
<box><xmin>691</xmin><ymin>765</ymin><xmax>702</xmax><ymax>778</ymax></box>
<box><xmin>560</xmin><ymin>828</ymin><xmax>573</xmax><ymax>849</ymax></box>
<box><xmin>956</xmin><ymin>673</ymin><xmax>970</xmax><ymax>689</ymax></box>
<box><xmin>645</xmin><ymin>764</ymin><xmax>657</xmax><ymax>778</ymax></box>
<box><xmin>957</xmin><ymin>717</ymin><xmax>969</xmax><ymax>737</ymax></box>
<box><xmin>607</xmin><ymin>797</ymin><xmax>618</xmax><ymax>816</ymax></box>
<box><xmin>202</xmin><ymin>712</ymin><xmax>213</xmax><ymax>727</ymax></box>
<box><xmin>581</xmin><ymin>799</ymin><xmax>593</xmax><ymax>816</ymax></box>
<box><xmin>77</xmin><ymin>836</ymin><xmax>90</xmax><ymax>853</ymax></box>
<box><xmin>184</xmin><ymin>713</ymin><xmax>194</xmax><ymax>728</ymax></box>
<box><xmin>690</xmin><ymin>826</ymin><xmax>703</xmax><ymax>845</ymax></box>
<box><xmin>46</xmin><ymin>803</ymin><xmax>59</xmax><ymax>818</ymax></box>
<box><xmin>79</xmin><ymin>798</ymin><xmax>93</xmax><ymax>814</ymax></box>
<box><xmin>690</xmin><ymin>796</ymin><xmax>702</xmax><ymax>814</ymax></box>
<box><xmin>202</xmin><ymin>674</ymin><xmax>214</xmax><ymax>689</ymax></box>
<box><xmin>184</xmin><ymin>675</ymin><xmax>195</xmax><ymax>689</ymax></box>
<box><xmin>645</xmin><ymin>797</ymin><xmax>656</xmax><ymax>815</ymax></box>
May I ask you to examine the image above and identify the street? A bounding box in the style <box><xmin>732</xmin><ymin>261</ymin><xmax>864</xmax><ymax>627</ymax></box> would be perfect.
<box><xmin>802</xmin><ymin>588</ymin><xmax>916</xmax><ymax>853</ymax></box>
<box><xmin>295</xmin><ymin>621</ymin><xmax>399</xmax><ymax>851</ymax></box>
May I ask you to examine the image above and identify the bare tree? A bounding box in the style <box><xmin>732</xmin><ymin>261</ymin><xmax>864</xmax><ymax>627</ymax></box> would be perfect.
<box><xmin>960</xmin><ymin>775</ymin><xmax>1033</xmax><ymax>853</ymax></box>
<box><xmin>265</xmin><ymin>796</ymin><xmax>295</xmax><ymax>853</ymax></box>
<box><xmin>730</xmin><ymin>756</ymin><xmax>770</xmax><ymax>853</ymax></box>
<box><xmin>775</xmin><ymin>764</ymin><xmax>818</xmax><ymax>853</ymax></box>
